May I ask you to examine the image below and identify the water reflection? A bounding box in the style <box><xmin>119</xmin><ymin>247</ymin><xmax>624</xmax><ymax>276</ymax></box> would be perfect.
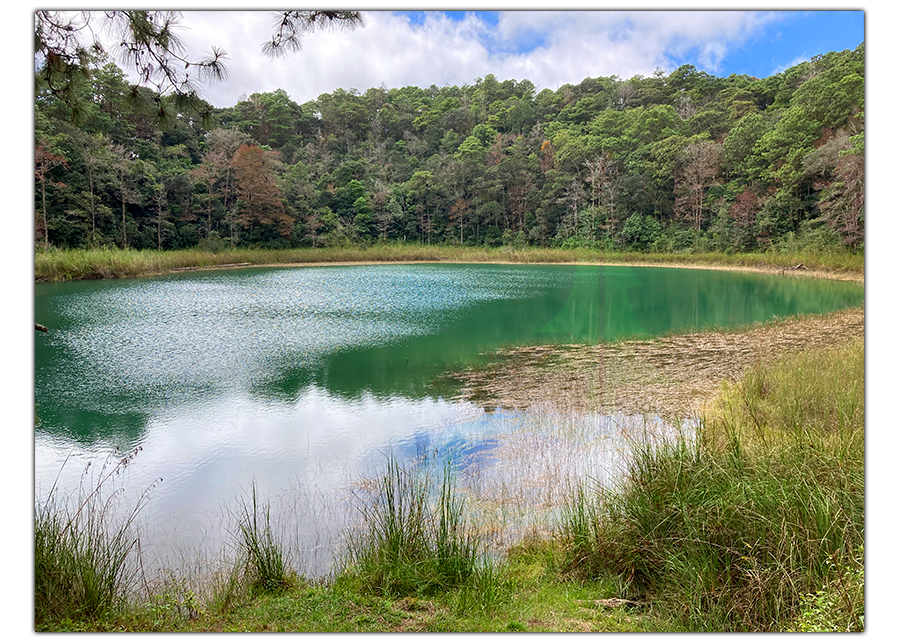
<box><xmin>35</xmin><ymin>386</ymin><xmax>689</xmax><ymax>576</ymax></box>
<box><xmin>33</xmin><ymin>264</ymin><xmax>862</xmax><ymax>574</ymax></box>
<box><xmin>35</xmin><ymin>264</ymin><xmax>863</xmax><ymax>444</ymax></box>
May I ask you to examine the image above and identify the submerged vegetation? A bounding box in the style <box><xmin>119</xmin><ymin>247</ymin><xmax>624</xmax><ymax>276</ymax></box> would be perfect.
<box><xmin>34</xmin><ymin>335</ymin><xmax>864</xmax><ymax>632</ymax></box>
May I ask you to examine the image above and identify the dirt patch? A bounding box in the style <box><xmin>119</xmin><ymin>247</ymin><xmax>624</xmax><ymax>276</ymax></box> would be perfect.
<box><xmin>451</xmin><ymin>306</ymin><xmax>864</xmax><ymax>420</ymax></box>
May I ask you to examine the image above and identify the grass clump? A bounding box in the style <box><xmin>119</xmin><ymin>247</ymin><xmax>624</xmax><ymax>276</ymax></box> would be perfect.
<box><xmin>559</xmin><ymin>339</ymin><xmax>864</xmax><ymax>631</ymax></box>
<box><xmin>34</xmin><ymin>450</ymin><xmax>157</xmax><ymax>626</ymax></box>
<box><xmin>232</xmin><ymin>482</ymin><xmax>295</xmax><ymax>594</ymax></box>
<box><xmin>342</xmin><ymin>458</ymin><xmax>482</xmax><ymax>598</ymax></box>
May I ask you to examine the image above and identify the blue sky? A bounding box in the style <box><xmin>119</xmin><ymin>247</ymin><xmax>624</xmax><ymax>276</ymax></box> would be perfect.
<box><xmin>398</xmin><ymin>10</ymin><xmax>864</xmax><ymax>80</ymax></box>
<box><xmin>672</xmin><ymin>10</ymin><xmax>865</xmax><ymax>77</ymax></box>
<box><xmin>100</xmin><ymin>9</ymin><xmax>863</xmax><ymax>107</ymax></box>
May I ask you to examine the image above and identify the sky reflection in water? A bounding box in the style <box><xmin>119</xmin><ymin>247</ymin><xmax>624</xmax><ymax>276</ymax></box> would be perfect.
<box><xmin>34</xmin><ymin>264</ymin><xmax>863</xmax><ymax>573</ymax></box>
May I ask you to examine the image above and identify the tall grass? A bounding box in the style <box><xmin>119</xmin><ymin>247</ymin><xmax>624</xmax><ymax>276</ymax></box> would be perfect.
<box><xmin>35</xmin><ymin>450</ymin><xmax>157</xmax><ymax>625</ymax></box>
<box><xmin>342</xmin><ymin>457</ymin><xmax>482</xmax><ymax>597</ymax></box>
<box><xmin>560</xmin><ymin>339</ymin><xmax>864</xmax><ymax>631</ymax></box>
<box><xmin>34</xmin><ymin>245</ymin><xmax>864</xmax><ymax>282</ymax></box>
<box><xmin>232</xmin><ymin>482</ymin><xmax>294</xmax><ymax>594</ymax></box>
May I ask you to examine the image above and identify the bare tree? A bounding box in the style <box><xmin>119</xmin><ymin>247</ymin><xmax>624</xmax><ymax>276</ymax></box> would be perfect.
<box><xmin>153</xmin><ymin>183</ymin><xmax>169</xmax><ymax>250</ymax></box>
<box><xmin>805</xmin><ymin>131</ymin><xmax>864</xmax><ymax>246</ymax></box>
<box><xmin>35</xmin><ymin>142</ymin><xmax>68</xmax><ymax>248</ymax></box>
<box><xmin>674</xmin><ymin>140</ymin><xmax>721</xmax><ymax>230</ymax></box>
<box><xmin>584</xmin><ymin>154</ymin><xmax>619</xmax><ymax>239</ymax></box>
<box><xmin>558</xmin><ymin>178</ymin><xmax>586</xmax><ymax>241</ymax></box>
<box><xmin>111</xmin><ymin>145</ymin><xmax>141</xmax><ymax>248</ymax></box>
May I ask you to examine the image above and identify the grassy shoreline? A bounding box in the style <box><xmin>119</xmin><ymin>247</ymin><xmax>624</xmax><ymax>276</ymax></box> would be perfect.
<box><xmin>35</xmin><ymin>333</ymin><xmax>864</xmax><ymax>632</ymax></box>
<box><xmin>34</xmin><ymin>244</ymin><xmax>864</xmax><ymax>631</ymax></box>
<box><xmin>35</xmin><ymin>245</ymin><xmax>864</xmax><ymax>283</ymax></box>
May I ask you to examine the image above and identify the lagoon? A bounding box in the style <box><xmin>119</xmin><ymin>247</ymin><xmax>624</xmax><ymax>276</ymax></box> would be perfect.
<box><xmin>33</xmin><ymin>263</ymin><xmax>863</xmax><ymax>572</ymax></box>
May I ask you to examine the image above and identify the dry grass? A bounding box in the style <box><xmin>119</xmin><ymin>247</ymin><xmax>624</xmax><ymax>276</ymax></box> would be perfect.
<box><xmin>451</xmin><ymin>410</ymin><xmax>684</xmax><ymax>553</ymax></box>
<box><xmin>34</xmin><ymin>246</ymin><xmax>863</xmax><ymax>283</ymax></box>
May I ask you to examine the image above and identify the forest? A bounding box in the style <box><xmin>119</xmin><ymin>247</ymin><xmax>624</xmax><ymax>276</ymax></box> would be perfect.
<box><xmin>34</xmin><ymin>41</ymin><xmax>864</xmax><ymax>254</ymax></box>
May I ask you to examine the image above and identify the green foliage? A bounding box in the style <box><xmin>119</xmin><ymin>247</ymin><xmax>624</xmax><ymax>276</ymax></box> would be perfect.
<box><xmin>233</xmin><ymin>482</ymin><xmax>295</xmax><ymax>594</ymax></box>
<box><xmin>559</xmin><ymin>339</ymin><xmax>865</xmax><ymax>631</ymax></box>
<box><xmin>619</xmin><ymin>213</ymin><xmax>662</xmax><ymax>250</ymax></box>
<box><xmin>343</xmin><ymin>457</ymin><xmax>481</xmax><ymax>597</ymax></box>
<box><xmin>197</xmin><ymin>230</ymin><xmax>228</xmax><ymax>253</ymax></box>
<box><xmin>35</xmin><ymin>450</ymin><xmax>157</xmax><ymax>625</ymax></box>
<box><xmin>789</xmin><ymin>546</ymin><xmax>864</xmax><ymax>632</ymax></box>
<box><xmin>145</xmin><ymin>577</ymin><xmax>204</xmax><ymax>629</ymax></box>
<box><xmin>35</xmin><ymin>39</ymin><xmax>864</xmax><ymax>253</ymax></box>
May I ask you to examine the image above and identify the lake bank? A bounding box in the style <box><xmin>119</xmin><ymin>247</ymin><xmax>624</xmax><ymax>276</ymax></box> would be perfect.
<box><xmin>37</xmin><ymin>334</ymin><xmax>864</xmax><ymax>632</ymax></box>
<box><xmin>34</xmin><ymin>246</ymin><xmax>864</xmax><ymax>283</ymax></box>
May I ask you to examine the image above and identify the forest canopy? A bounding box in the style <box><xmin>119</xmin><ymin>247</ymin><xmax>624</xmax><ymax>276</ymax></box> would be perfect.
<box><xmin>34</xmin><ymin>38</ymin><xmax>864</xmax><ymax>253</ymax></box>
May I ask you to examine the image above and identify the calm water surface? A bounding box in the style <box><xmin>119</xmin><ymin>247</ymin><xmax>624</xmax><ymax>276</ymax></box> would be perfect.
<box><xmin>34</xmin><ymin>263</ymin><xmax>863</xmax><ymax>572</ymax></box>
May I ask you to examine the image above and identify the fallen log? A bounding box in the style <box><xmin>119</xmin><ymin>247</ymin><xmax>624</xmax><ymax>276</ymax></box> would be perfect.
<box><xmin>780</xmin><ymin>263</ymin><xmax>806</xmax><ymax>275</ymax></box>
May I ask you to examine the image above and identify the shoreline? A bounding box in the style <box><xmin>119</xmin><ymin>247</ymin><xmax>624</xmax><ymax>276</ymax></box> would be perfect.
<box><xmin>34</xmin><ymin>247</ymin><xmax>864</xmax><ymax>285</ymax></box>
<box><xmin>175</xmin><ymin>258</ymin><xmax>865</xmax><ymax>284</ymax></box>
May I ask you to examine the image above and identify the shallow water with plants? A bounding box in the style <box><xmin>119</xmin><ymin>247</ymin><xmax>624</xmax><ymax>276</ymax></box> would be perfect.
<box><xmin>34</xmin><ymin>263</ymin><xmax>863</xmax><ymax>573</ymax></box>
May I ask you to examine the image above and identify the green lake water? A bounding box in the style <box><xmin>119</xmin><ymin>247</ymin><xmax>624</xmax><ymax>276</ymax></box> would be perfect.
<box><xmin>33</xmin><ymin>263</ymin><xmax>863</xmax><ymax>572</ymax></box>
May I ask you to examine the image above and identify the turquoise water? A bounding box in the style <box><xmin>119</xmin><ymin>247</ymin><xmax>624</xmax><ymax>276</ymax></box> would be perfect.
<box><xmin>33</xmin><ymin>263</ymin><xmax>863</xmax><ymax>571</ymax></box>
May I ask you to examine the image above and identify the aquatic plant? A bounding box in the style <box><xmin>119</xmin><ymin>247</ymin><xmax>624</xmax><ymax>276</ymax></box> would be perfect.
<box><xmin>232</xmin><ymin>481</ymin><xmax>295</xmax><ymax>594</ymax></box>
<box><xmin>342</xmin><ymin>457</ymin><xmax>481</xmax><ymax>597</ymax></box>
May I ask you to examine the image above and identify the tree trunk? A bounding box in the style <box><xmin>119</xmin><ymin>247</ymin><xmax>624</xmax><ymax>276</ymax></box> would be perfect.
<box><xmin>41</xmin><ymin>179</ymin><xmax>49</xmax><ymax>248</ymax></box>
<box><xmin>87</xmin><ymin>164</ymin><xmax>96</xmax><ymax>237</ymax></box>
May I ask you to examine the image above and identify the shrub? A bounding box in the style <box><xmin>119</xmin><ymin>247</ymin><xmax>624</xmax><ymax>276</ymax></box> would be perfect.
<box><xmin>620</xmin><ymin>213</ymin><xmax>663</xmax><ymax>251</ymax></box>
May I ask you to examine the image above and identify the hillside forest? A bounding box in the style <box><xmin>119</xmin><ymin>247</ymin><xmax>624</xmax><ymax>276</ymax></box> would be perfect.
<box><xmin>34</xmin><ymin>43</ymin><xmax>864</xmax><ymax>254</ymax></box>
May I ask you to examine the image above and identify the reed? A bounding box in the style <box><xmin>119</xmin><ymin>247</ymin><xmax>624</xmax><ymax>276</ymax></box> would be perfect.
<box><xmin>559</xmin><ymin>339</ymin><xmax>864</xmax><ymax>631</ymax></box>
<box><xmin>342</xmin><ymin>457</ymin><xmax>482</xmax><ymax>597</ymax></box>
<box><xmin>34</xmin><ymin>245</ymin><xmax>863</xmax><ymax>282</ymax></box>
<box><xmin>232</xmin><ymin>482</ymin><xmax>295</xmax><ymax>594</ymax></box>
<box><xmin>34</xmin><ymin>450</ymin><xmax>157</xmax><ymax>625</ymax></box>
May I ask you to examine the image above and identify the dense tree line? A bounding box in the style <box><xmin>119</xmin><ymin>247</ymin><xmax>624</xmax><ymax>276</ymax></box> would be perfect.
<box><xmin>34</xmin><ymin>42</ymin><xmax>864</xmax><ymax>253</ymax></box>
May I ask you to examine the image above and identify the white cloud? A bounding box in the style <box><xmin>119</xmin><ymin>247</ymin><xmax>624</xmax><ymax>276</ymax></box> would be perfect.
<box><xmin>167</xmin><ymin>9</ymin><xmax>790</xmax><ymax>108</ymax></box>
<box><xmin>772</xmin><ymin>54</ymin><xmax>810</xmax><ymax>76</ymax></box>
